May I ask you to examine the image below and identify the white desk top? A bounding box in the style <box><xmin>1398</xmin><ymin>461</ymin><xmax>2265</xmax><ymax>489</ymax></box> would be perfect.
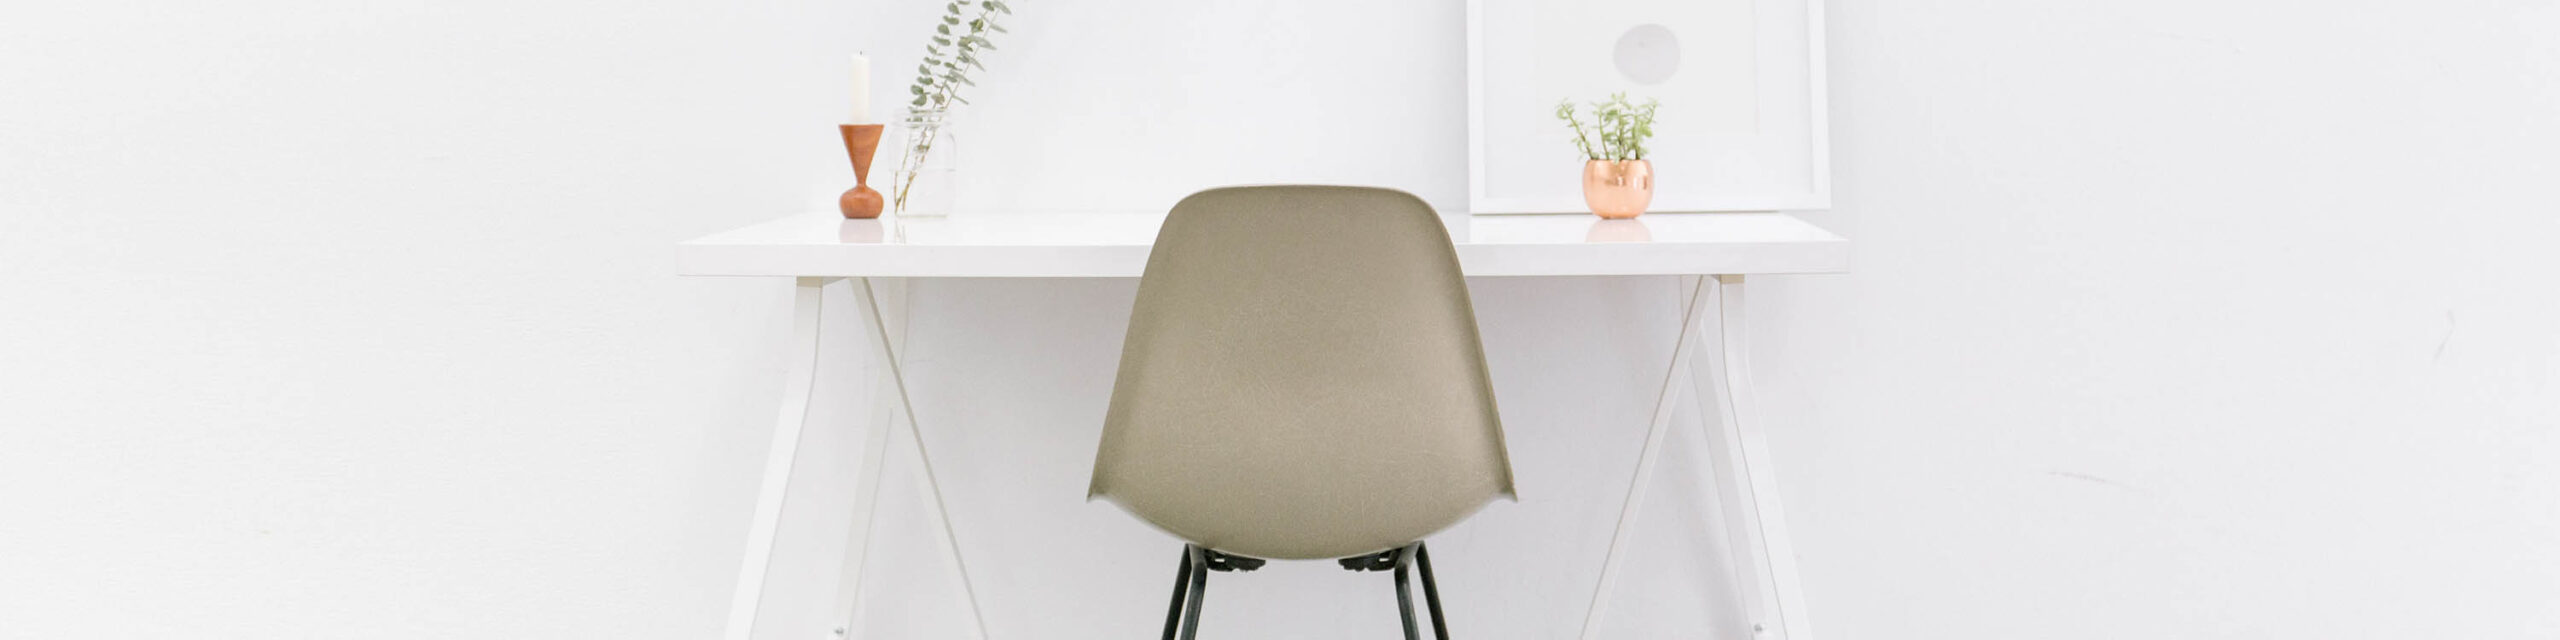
<box><xmin>679</xmin><ymin>212</ymin><xmax>1848</xmax><ymax>278</ymax></box>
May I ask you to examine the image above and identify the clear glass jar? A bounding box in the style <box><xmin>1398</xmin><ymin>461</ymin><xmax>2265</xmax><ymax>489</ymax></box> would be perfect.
<box><xmin>890</xmin><ymin>107</ymin><xmax>957</xmax><ymax>218</ymax></box>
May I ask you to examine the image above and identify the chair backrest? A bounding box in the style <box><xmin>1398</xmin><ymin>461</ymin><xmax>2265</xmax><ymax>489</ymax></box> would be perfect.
<box><xmin>1089</xmin><ymin>185</ymin><xmax>1514</xmax><ymax>561</ymax></box>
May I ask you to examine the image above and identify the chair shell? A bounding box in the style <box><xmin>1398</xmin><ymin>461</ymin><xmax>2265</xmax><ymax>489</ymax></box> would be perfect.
<box><xmin>1089</xmin><ymin>185</ymin><xmax>1516</xmax><ymax>561</ymax></box>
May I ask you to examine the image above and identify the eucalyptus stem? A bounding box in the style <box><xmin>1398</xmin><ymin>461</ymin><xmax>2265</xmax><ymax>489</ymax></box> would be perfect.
<box><xmin>907</xmin><ymin>0</ymin><xmax>1010</xmax><ymax>112</ymax></box>
<box><xmin>893</xmin><ymin>123</ymin><xmax>938</xmax><ymax>211</ymax></box>
<box><xmin>894</xmin><ymin>0</ymin><xmax>1014</xmax><ymax>212</ymax></box>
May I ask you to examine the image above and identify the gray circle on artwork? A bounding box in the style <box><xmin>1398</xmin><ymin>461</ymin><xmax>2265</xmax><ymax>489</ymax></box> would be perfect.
<box><xmin>1613</xmin><ymin>24</ymin><xmax>1681</xmax><ymax>85</ymax></box>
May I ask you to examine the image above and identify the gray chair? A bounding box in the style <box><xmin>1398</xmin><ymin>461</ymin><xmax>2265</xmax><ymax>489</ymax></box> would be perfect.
<box><xmin>1089</xmin><ymin>186</ymin><xmax>1516</xmax><ymax>640</ymax></box>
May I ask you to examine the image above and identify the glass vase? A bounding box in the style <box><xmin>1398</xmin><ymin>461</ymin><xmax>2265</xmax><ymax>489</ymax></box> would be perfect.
<box><xmin>890</xmin><ymin>107</ymin><xmax>957</xmax><ymax>218</ymax></box>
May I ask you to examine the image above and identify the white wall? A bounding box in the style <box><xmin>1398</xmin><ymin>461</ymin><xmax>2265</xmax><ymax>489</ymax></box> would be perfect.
<box><xmin>5</xmin><ymin>1</ymin><xmax>2556</xmax><ymax>639</ymax></box>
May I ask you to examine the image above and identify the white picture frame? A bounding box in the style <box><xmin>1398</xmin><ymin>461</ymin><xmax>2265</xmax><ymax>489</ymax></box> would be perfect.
<box><xmin>1467</xmin><ymin>0</ymin><xmax>1830</xmax><ymax>214</ymax></box>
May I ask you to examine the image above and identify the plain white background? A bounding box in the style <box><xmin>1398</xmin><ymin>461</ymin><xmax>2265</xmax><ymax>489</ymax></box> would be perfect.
<box><xmin>5</xmin><ymin>1</ymin><xmax>2557</xmax><ymax>638</ymax></box>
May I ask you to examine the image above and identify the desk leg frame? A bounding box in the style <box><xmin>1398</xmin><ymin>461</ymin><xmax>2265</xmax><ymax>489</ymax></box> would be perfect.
<box><xmin>1576</xmin><ymin>275</ymin><xmax>1813</xmax><ymax>640</ymax></box>
<box><xmin>735</xmin><ymin>276</ymin><xmax>1799</xmax><ymax>640</ymax></box>
<box><xmin>826</xmin><ymin>279</ymin><xmax>904</xmax><ymax>639</ymax></box>
<box><xmin>847</xmin><ymin>278</ymin><xmax>993</xmax><ymax>640</ymax></box>
<box><xmin>725</xmin><ymin>277</ymin><xmax>836</xmax><ymax>640</ymax></box>
<box><xmin>724</xmin><ymin>277</ymin><xmax>992</xmax><ymax>640</ymax></box>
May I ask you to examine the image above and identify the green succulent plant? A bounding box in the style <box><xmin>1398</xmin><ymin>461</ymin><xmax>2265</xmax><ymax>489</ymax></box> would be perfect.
<box><xmin>1555</xmin><ymin>93</ymin><xmax>1660</xmax><ymax>161</ymax></box>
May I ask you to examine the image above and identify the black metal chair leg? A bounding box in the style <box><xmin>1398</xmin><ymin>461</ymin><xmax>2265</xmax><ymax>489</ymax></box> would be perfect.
<box><xmin>1160</xmin><ymin>547</ymin><xmax>1193</xmax><ymax>640</ymax></box>
<box><xmin>1159</xmin><ymin>542</ymin><xmax>1451</xmax><ymax>639</ymax></box>
<box><xmin>1179</xmin><ymin>545</ymin><xmax>1210</xmax><ymax>640</ymax></box>
<box><xmin>1393</xmin><ymin>546</ymin><xmax>1422</xmax><ymax>640</ymax></box>
<box><xmin>1416</xmin><ymin>543</ymin><xmax>1449</xmax><ymax>640</ymax></box>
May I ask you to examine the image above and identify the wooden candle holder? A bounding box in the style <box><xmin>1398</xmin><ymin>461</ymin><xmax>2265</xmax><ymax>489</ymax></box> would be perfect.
<box><xmin>838</xmin><ymin>124</ymin><xmax>886</xmax><ymax>219</ymax></box>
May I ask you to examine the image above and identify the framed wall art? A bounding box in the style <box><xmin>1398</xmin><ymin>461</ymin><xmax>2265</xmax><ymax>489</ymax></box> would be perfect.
<box><xmin>1468</xmin><ymin>0</ymin><xmax>1830</xmax><ymax>214</ymax></box>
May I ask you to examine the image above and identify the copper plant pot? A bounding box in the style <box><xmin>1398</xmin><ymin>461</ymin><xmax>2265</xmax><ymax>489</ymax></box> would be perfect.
<box><xmin>1581</xmin><ymin>159</ymin><xmax>1654</xmax><ymax>219</ymax></box>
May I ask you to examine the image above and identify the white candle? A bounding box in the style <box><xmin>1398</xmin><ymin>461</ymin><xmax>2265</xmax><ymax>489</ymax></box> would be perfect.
<box><xmin>849</xmin><ymin>53</ymin><xmax>872</xmax><ymax>124</ymax></box>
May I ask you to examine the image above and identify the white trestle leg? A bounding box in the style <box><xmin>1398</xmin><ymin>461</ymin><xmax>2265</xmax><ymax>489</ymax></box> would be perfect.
<box><xmin>827</xmin><ymin>279</ymin><xmax>902</xmax><ymax>639</ymax></box>
<box><xmin>1576</xmin><ymin>275</ymin><xmax>1814</xmax><ymax>640</ymax></box>
<box><xmin>1577</xmin><ymin>276</ymin><xmax>1712</xmax><ymax>640</ymax></box>
<box><xmin>726</xmin><ymin>277</ymin><xmax>839</xmax><ymax>640</ymax></box>
<box><xmin>849</xmin><ymin>278</ymin><xmax>991</xmax><ymax>640</ymax></box>
<box><xmin>1695</xmin><ymin>275</ymin><xmax>1813</xmax><ymax>640</ymax></box>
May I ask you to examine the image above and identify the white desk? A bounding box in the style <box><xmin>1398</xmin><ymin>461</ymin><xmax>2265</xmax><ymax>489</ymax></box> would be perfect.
<box><xmin>682</xmin><ymin>211</ymin><xmax>1848</xmax><ymax>640</ymax></box>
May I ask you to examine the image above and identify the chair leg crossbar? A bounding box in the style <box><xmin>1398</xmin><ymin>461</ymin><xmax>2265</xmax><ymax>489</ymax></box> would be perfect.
<box><xmin>1161</xmin><ymin>542</ymin><xmax>1449</xmax><ymax>640</ymax></box>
